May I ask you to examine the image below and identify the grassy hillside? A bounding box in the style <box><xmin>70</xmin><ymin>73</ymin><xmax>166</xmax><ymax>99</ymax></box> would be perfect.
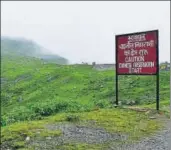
<box><xmin>1</xmin><ymin>55</ymin><xmax>170</xmax><ymax>126</ymax></box>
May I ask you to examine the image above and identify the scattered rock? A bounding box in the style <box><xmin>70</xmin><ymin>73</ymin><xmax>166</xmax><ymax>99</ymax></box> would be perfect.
<box><xmin>149</xmin><ymin>116</ymin><xmax>156</xmax><ymax>119</ymax></box>
<box><xmin>118</xmin><ymin>101</ymin><xmax>122</xmax><ymax>105</ymax></box>
<box><xmin>25</xmin><ymin>136</ymin><xmax>30</xmax><ymax>141</ymax></box>
<box><xmin>127</xmin><ymin>100</ymin><xmax>136</xmax><ymax>105</ymax></box>
<box><xmin>46</xmin><ymin>137</ymin><xmax>52</xmax><ymax>140</ymax></box>
<box><xmin>145</xmin><ymin>110</ymin><xmax>151</xmax><ymax>115</ymax></box>
<box><xmin>18</xmin><ymin>96</ymin><xmax>23</xmax><ymax>102</ymax></box>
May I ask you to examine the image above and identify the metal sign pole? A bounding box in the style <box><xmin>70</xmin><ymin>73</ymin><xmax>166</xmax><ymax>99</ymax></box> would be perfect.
<box><xmin>156</xmin><ymin>30</ymin><xmax>159</xmax><ymax>111</ymax></box>
<box><xmin>115</xmin><ymin>37</ymin><xmax>118</xmax><ymax>106</ymax></box>
<box><xmin>156</xmin><ymin>72</ymin><xmax>159</xmax><ymax>111</ymax></box>
<box><xmin>116</xmin><ymin>74</ymin><xmax>118</xmax><ymax>106</ymax></box>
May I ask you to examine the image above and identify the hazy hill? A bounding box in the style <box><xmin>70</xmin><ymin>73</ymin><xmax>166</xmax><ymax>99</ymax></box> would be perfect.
<box><xmin>1</xmin><ymin>36</ymin><xmax>68</xmax><ymax>64</ymax></box>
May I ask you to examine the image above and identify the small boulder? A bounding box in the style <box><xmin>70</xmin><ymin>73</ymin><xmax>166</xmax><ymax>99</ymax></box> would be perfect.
<box><xmin>149</xmin><ymin>116</ymin><xmax>156</xmax><ymax>119</ymax></box>
<box><xmin>46</xmin><ymin>137</ymin><xmax>52</xmax><ymax>140</ymax></box>
<box><xmin>25</xmin><ymin>136</ymin><xmax>30</xmax><ymax>141</ymax></box>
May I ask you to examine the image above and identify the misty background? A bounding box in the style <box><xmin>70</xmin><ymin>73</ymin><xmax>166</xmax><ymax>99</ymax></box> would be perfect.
<box><xmin>1</xmin><ymin>1</ymin><xmax>170</xmax><ymax>64</ymax></box>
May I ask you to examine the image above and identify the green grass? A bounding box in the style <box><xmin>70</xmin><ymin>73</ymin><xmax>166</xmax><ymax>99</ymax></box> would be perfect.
<box><xmin>56</xmin><ymin>143</ymin><xmax>109</xmax><ymax>150</ymax></box>
<box><xmin>79</xmin><ymin>109</ymin><xmax>162</xmax><ymax>140</ymax></box>
<box><xmin>139</xmin><ymin>100</ymin><xmax>170</xmax><ymax>117</ymax></box>
<box><xmin>1</xmin><ymin>108</ymin><xmax>162</xmax><ymax>149</ymax></box>
<box><xmin>1</xmin><ymin>55</ymin><xmax>170</xmax><ymax>126</ymax></box>
<box><xmin>1</xmin><ymin>119</ymin><xmax>62</xmax><ymax>149</ymax></box>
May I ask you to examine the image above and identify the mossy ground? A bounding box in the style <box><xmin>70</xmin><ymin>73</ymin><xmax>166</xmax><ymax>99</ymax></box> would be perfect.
<box><xmin>1</xmin><ymin>108</ymin><xmax>164</xmax><ymax>149</ymax></box>
<box><xmin>56</xmin><ymin>143</ymin><xmax>109</xmax><ymax>150</ymax></box>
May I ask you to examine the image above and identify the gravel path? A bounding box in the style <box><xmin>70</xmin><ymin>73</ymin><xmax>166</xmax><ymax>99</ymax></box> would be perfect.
<box><xmin>29</xmin><ymin>123</ymin><xmax>128</xmax><ymax>149</ymax></box>
<box><xmin>3</xmin><ymin>116</ymin><xmax>170</xmax><ymax>150</ymax></box>
<box><xmin>46</xmin><ymin>123</ymin><xmax>128</xmax><ymax>144</ymax></box>
<box><xmin>29</xmin><ymin>119</ymin><xmax>170</xmax><ymax>150</ymax></box>
<box><xmin>109</xmin><ymin>119</ymin><xmax>171</xmax><ymax>150</ymax></box>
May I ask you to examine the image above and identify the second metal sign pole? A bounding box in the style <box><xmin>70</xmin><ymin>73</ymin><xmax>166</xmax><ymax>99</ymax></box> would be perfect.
<box><xmin>156</xmin><ymin>30</ymin><xmax>159</xmax><ymax>111</ymax></box>
<box><xmin>156</xmin><ymin>72</ymin><xmax>159</xmax><ymax>111</ymax></box>
<box><xmin>116</xmin><ymin>73</ymin><xmax>118</xmax><ymax>106</ymax></box>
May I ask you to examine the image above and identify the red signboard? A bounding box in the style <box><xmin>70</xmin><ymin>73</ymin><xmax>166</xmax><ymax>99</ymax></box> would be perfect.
<box><xmin>116</xmin><ymin>30</ymin><xmax>158</xmax><ymax>75</ymax></box>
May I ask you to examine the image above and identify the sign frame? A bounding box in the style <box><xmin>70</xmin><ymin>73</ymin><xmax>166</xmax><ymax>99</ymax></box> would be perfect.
<box><xmin>115</xmin><ymin>30</ymin><xmax>159</xmax><ymax>110</ymax></box>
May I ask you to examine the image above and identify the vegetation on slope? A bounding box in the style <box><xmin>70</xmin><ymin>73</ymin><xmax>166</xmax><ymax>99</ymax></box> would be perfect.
<box><xmin>1</xmin><ymin>55</ymin><xmax>170</xmax><ymax>126</ymax></box>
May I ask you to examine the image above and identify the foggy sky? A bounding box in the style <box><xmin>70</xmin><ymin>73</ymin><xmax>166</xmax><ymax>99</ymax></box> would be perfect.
<box><xmin>1</xmin><ymin>1</ymin><xmax>170</xmax><ymax>64</ymax></box>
